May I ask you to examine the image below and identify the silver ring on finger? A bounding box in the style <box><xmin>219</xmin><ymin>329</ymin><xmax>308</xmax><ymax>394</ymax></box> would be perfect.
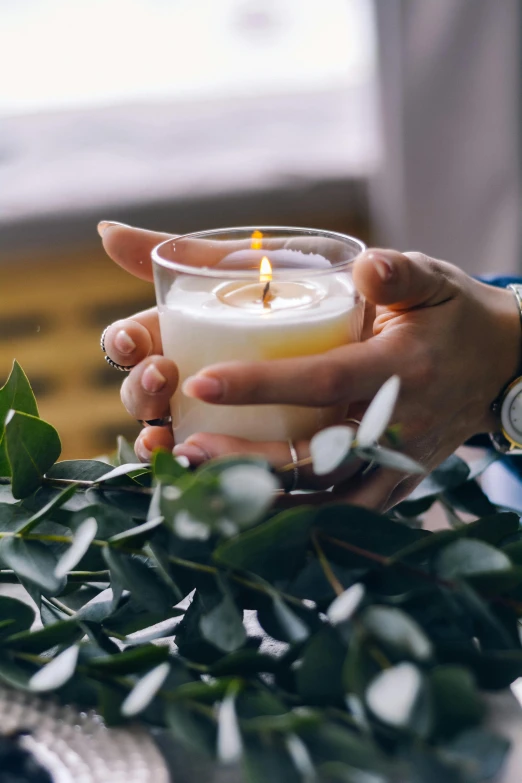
<box><xmin>138</xmin><ymin>417</ymin><xmax>173</xmax><ymax>427</ymax></box>
<box><xmin>101</xmin><ymin>326</ymin><xmax>136</xmax><ymax>372</ymax></box>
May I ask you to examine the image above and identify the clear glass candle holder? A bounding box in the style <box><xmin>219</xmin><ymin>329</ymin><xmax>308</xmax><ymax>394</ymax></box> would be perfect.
<box><xmin>152</xmin><ymin>226</ymin><xmax>365</xmax><ymax>443</ymax></box>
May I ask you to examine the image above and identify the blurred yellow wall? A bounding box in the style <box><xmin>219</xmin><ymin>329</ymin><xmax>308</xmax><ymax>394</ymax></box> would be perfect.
<box><xmin>1</xmin><ymin>245</ymin><xmax>154</xmax><ymax>459</ymax></box>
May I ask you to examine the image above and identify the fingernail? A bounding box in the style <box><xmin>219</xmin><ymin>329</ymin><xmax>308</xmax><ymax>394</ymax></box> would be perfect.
<box><xmin>142</xmin><ymin>364</ymin><xmax>167</xmax><ymax>394</ymax></box>
<box><xmin>173</xmin><ymin>443</ymin><xmax>209</xmax><ymax>465</ymax></box>
<box><xmin>114</xmin><ymin>329</ymin><xmax>136</xmax><ymax>355</ymax></box>
<box><xmin>97</xmin><ymin>220</ymin><xmax>126</xmax><ymax>237</ymax></box>
<box><xmin>370</xmin><ymin>253</ymin><xmax>394</xmax><ymax>282</ymax></box>
<box><xmin>182</xmin><ymin>375</ymin><xmax>223</xmax><ymax>402</ymax></box>
<box><xmin>135</xmin><ymin>440</ymin><xmax>152</xmax><ymax>462</ymax></box>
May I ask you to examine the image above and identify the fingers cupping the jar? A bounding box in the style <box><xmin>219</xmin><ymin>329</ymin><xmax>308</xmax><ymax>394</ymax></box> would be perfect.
<box><xmin>120</xmin><ymin>356</ymin><xmax>178</xmax><ymax>421</ymax></box>
<box><xmin>172</xmin><ymin>433</ymin><xmax>364</xmax><ymax>491</ymax></box>
<box><xmin>135</xmin><ymin>425</ymin><xmax>175</xmax><ymax>463</ymax></box>
<box><xmin>181</xmin><ymin>340</ymin><xmax>401</xmax><ymax>408</ymax></box>
<box><xmin>102</xmin><ymin>310</ymin><xmax>163</xmax><ymax>369</ymax></box>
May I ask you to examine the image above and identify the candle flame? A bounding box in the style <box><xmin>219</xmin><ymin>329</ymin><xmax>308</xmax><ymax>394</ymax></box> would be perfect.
<box><xmin>251</xmin><ymin>230</ymin><xmax>263</xmax><ymax>250</ymax></box>
<box><xmin>259</xmin><ymin>256</ymin><xmax>272</xmax><ymax>283</ymax></box>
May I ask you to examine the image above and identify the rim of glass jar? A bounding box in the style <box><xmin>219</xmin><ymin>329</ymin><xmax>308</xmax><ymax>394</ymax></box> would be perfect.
<box><xmin>151</xmin><ymin>225</ymin><xmax>366</xmax><ymax>280</ymax></box>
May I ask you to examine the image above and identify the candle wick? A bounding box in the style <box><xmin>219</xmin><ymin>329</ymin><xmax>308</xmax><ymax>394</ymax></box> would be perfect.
<box><xmin>262</xmin><ymin>281</ymin><xmax>271</xmax><ymax>305</ymax></box>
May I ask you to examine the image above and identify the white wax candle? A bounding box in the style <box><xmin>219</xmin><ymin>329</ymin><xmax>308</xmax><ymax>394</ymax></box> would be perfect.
<box><xmin>158</xmin><ymin>270</ymin><xmax>362</xmax><ymax>443</ymax></box>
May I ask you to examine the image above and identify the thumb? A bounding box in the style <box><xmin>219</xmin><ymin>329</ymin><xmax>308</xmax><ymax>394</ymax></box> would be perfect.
<box><xmin>98</xmin><ymin>222</ymin><xmax>173</xmax><ymax>282</ymax></box>
<box><xmin>353</xmin><ymin>249</ymin><xmax>459</xmax><ymax>310</ymax></box>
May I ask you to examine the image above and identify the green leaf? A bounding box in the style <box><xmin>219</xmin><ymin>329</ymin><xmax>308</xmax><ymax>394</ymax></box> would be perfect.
<box><xmin>29</xmin><ymin>644</ymin><xmax>79</xmax><ymax>692</ymax></box>
<box><xmin>0</xmin><ymin>537</ymin><xmax>66</xmax><ymax>595</ymax></box>
<box><xmin>242</xmin><ymin>736</ymin><xmax>302</xmax><ymax>783</ymax></box>
<box><xmin>46</xmin><ymin>460</ymin><xmax>114</xmax><ymax>482</ymax></box>
<box><xmin>108</xmin><ymin>516</ymin><xmax>164</xmax><ymax>547</ymax></box>
<box><xmin>165</xmin><ymin>703</ymin><xmax>216</xmax><ymax>757</ymax></box>
<box><xmin>443</xmin><ymin>480</ymin><xmax>497</xmax><ymax>517</ymax></box>
<box><xmin>200</xmin><ymin>591</ymin><xmax>247</xmax><ymax>653</ymax></box>
<box><xmin>436</xmin><ymin>539</ymin><xmax>512</xmax><ymax>580</ymax></box>
<box><xmin>310</xmin><ymin>426</ymin><xmax>355</xmax><ymax>476</ymax></box>
<box><xmin>358</xmin><ymin>446</ymin><xmax>424</xmax><ymax>475</ymax></box>
<box><xmin>219</xmin><ymin>465</ymin><xmax>278</xmax><ymax>526</ymax></box>
<box><xmin>0</xmin><ymin>596</ymin><xmax>34</xmax><ymax>640</ymax></box>
<box><xmin>439</xmin><ymin>728</ymin><xmax>510</xmax><ymax>781</ymax></box>
<box><xmin>217</xmin><ymin>686</ymin><xmax>242</xmax><ymax>764</ymax></box>
<box><xmin>361</xmin><ymin>605</ymin><xmax>432</xmax><ymax>662</ymax></box>
<box><xmin>356</xmin><ymin>375</ymin><xmax>400</xmax><ymax>447</ymax></box>
<box><xmin>296</xmin><ymin>627</ymin><xmax>346</xmax><ymax>705</ymax></box>
<box><xmin>87</xmin><ymin>643</ymin><xmax>169</xmax><ymax>674</ymax></box>
<box><xmin>5</xmin><ymin>411</ymin><xmax>61</xmax><ymax>498</ymax></box>
<box><xmin>5</xmin><ymin>619</ymin><xmax>82</xmax><ymax>653</ymax></box>
<box><xmin>121</xmin><ymin>661</ymin><xmax>170</xmax><ymax>717</ymax></box>
<box><xmin>429</xmin><ymin>666</ymin><xmax>484</xmax><ymax>739</ymax></box>
<box><xmin>327</xmin><ymin>583</ymin><xmax>366</xmax><ymax>626</ymax></box>
<box><xmin>95</xmin><ymin>463</ymin><xmax>149</xmax><ymax>483</ymax></box>
<box><xmin>315</xmin><ymin>504</ymin><xmax>428</xmax><ymax>569</ymax></box>
<box><xmin>17</xmin><ymin>483</ymin><xmax>78</xmax><ymax>534</ymax></box>
<box><xmin>365</xmin><ymin>662</ymin><xmax>425</xmax><ymax>730</ymax></box>
<box><xmin>117</xmin><ymin>436</ymin><xmax>138</xmax><ymax>466</ymax></box>
<box><xmin>152</xmin><ymin>449</ymin><xmax>188</xmax><ymax>482</ymax></box>
<box><xmin>103</xmin><ymin>548</ymin><xmax>176</xmax><ymax>613</ymax></box>
<box><xmin>214</xmin><ymin>507</ymin><xmax>315</xmax><ymax>584</ymax></box>
<box><xmin>54</xmin><ymin>517</ymin><xmax>98</xmax><ymax>578</ymax></box>
<box><xmin>271</xmin><ymin>597</ymin><xmax>309</xmax><ymax>643</ymax></box>
<box><xmin>0</xmin><ymin>361</ymin><xmax>39</xmax><ymax>477</ymax></box>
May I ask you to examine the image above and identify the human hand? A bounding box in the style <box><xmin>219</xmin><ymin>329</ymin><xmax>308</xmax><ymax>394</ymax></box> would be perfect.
<box><xmin>99</xmin><ymin>221</ymin><xmax>521</xmax><ymax>510</ymax></box>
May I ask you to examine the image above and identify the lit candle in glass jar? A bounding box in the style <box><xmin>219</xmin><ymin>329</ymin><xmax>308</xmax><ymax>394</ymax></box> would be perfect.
<box><xmin>152</xmin><ymin>227</ymin><xmax>365</xmax><ymax>443</ymax></box>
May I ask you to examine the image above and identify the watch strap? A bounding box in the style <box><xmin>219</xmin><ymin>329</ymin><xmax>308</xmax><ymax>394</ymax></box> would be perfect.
<box><xmin>489</xmin><ymin>284</ymin><xmax>522</xmax><ymax>452</ymax></box>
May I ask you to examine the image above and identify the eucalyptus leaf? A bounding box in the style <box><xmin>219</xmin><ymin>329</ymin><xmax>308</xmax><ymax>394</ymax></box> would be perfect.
<box><xmin>152</xmin><ymin>449</ymin><xmax>188</xmax><ymax>482</ymax></box>
<box><xmin>5</xmin><ymin>411</ymin><xmax>61</xmax><ymax>498</ymax></box>
<box><xmin>310</xmin><ymin>426</ymin><xmax>355</xmax><ymax>476</ymax></box>
<box><xmin>327</xmin><ymin>583</ymin><xmax>366</xmax><ymax>626</ymax></box>
<box><xmin>436</xmin><ymin>539</ymin><xmax>512</xmax><ymax>580</ymax></box>
<box><xmin>214</xmin><ymin>507</ymin><xmax>315</xmax><ymax>584</ymax></box>
<box><xmin>115</xmin><ymin>436</ymin><xmax>137</xmax><ymax>466</ymax></box>
<box><xmin>121</xmin><ymin>661</ymin><xmax>170</xmax><ymax>717</ymax></box>
<box><xmin>17</xmin><ymin>483</ymin><xmax>78</xmax><ymax>534</ymax></box>
<box><xmin>217</xmin><ymin>688</ymin><xmax>242</xmax><ymax>764</ymax></box>
<box><xmin>5</xmin><ymin>619</ymin><xmax>82</xmax><ymax>653</ymax></box>
<box><xmin>200</xmin><ymin>592</ymin><xmax>247</xmax><ymax>653</ymax></box>
<box><xmin>87</xmin><ymin>643</ymin><xmax>169</xmax><ymax>674</ymax></box>
<box><xmin>358</xmin><ymin>447</ymin><xmax>424</xmax><ymax>475</ymax></box>
<box><xmin>365</xmin><ymin>663</ymin><xmax>423</xmax><ymax>728</ymax></box>
<box><xmin>271</xmin><ymin>597</ymin><xmax>309</xmax><ymax>644</ymax></box>
<box><xmin>108</xmin><ymin>516</ymin><xmax>164</xmax><ymax>547</ymax></box>
<box><xmin>95</xmin><ymin>463</ymin><xmax>150</xmax><ymax>483</ymax></box>
<box><xmin>46</xmin><ymin>460</ymin><xmax>115</xmax><ymax>482</ymax></box>
<box><xmin>0</xmin><ymin>537</ymin><xmax>65</xmax><ymax>595</ymax></box>
<box><xmin>29</xmin><ymin>644</ymin><xmax>79</xmax><ymax>692</ymax></box>
<box><xmin>361</xmin><ymin>605</ymin><xmax>433</xmax><ymax>662</ymax></box>
<box><xmin>0</xmin><ymin>596</ymin><xmax>34</xmax><ymax>640</ymax></box>
<box><xmin>219</xmin><ymin>465</ymin><xmax>278</xmax><ymax>525</ymax></box>
<box><xmin>0</xmin><ymin>361</ymin><xmax>39</xmax><ymax>477</ymax></box>
<box><xmin>356</xmin><ymin>375</ymin><xmax>400</xmax><ymax>447</ymax></box>
<box><xmin>54</xmin><ymin>517</ymin><xmax>98</xmax><ymax>579</ymax></box>
<box><xmin>102</xmin><ymin>548</ymin><xmax>176</xmax><ymax>613</ymax></box>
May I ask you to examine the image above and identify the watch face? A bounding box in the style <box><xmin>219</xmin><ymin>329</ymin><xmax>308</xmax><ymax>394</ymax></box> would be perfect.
<box><xmin>501</xmin><ymin>379</ymin><xmax>522</xmax><ymax>446</ymax></box>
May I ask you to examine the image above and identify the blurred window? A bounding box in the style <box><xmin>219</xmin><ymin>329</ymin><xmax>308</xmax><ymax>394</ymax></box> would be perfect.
<box><xmin>0</xmin><ymin>0</ymin><xmax>379</xmax><ymax>225</ymax></box>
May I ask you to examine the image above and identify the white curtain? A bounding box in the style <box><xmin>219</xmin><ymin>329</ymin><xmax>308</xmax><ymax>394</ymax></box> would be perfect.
<box><xmin>370</xmin><ymin>0</ymin><xmax>521</xmax><ymax>276</ymax></box>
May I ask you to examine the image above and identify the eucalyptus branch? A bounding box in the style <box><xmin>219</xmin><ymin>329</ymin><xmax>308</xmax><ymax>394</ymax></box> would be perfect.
<box><xmin>311</xmin><ymin>531</ymin><xmax>345</xmax><ymax>597</ymax></box>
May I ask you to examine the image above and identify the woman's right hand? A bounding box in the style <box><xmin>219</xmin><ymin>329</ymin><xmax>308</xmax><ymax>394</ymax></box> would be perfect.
<box><xmin>99</xmin><ymin>221</ymin><xmax>522</xmax><ymax>510</ymax></box>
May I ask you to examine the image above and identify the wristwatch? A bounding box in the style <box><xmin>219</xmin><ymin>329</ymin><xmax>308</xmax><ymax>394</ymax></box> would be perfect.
<box><xmin>490</xmin><ymin>283</ymin><xmax>522</xmax><ymax>454</ymax></box>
